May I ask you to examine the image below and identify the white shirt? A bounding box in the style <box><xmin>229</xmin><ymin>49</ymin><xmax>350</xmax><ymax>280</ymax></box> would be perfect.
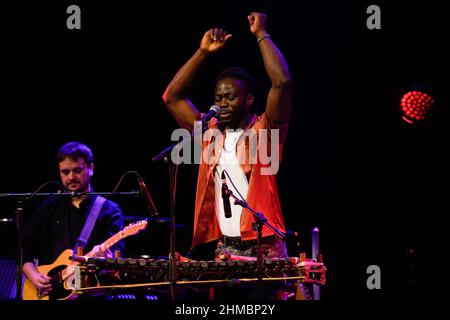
<box><xmin>214</xmin><ymin>130</ymin><xmax>249</xmax><ymax>237</ymax></box>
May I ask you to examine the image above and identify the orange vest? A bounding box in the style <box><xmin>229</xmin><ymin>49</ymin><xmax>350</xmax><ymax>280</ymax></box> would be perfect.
<box><xmin>191</xmin><ymin>113</ymin><xmax>289</xmax><ymax>249</ymax></box>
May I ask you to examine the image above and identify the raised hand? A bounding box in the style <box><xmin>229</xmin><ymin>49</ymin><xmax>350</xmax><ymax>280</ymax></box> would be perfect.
<box><xmin>200</xmin><ymin>28</ymin><xmax>232</xmax><ymax>53</ymax></box>
<box><xmin>247</xmin><ymin>12</ymin><xmax>268</xmax><ymax>37</ymax></box>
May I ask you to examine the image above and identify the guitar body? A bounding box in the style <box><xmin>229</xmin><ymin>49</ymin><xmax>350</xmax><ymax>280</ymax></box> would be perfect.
<box><xmin>22</xmin><ymin>219</ymin><xmax>147</xmax><ymax>301</ymax></box>
<box><xmin>22</xmin><ymin>249</ymin><xmax>77</xmax><ymax>301</ymax></box>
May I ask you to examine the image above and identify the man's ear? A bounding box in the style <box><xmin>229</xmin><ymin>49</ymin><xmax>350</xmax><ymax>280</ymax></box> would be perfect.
<box><xmin>89</xmin><ymin>163</ymin><xmax>94</xmax><ymax>177</ymax></box>
<box><xmin>247</xmin><ymin>93</ymin><xmax>255</xmax><ymax>107</ymax></box>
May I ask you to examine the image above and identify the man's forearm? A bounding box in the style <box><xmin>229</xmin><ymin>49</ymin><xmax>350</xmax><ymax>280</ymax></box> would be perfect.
<box><xmin>258</xmin><ymin>37</ymin><xmax>291</xmax><ymax>87</ymax></box>
<box><xmin>22</xmin><ymin>261</ymin><xmax>38</xmax><ymax>280</ymax></box>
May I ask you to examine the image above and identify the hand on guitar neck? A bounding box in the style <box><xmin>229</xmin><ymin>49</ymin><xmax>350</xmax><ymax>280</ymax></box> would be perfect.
<box><xmin>90</xmin><ymin>244</ymin><xmax>113</xmax><ymax>258</ymax></box>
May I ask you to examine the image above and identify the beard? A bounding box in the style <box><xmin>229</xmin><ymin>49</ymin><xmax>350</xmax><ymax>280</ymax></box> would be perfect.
<box><xmin>65</xmin><ymin>180</ymin><xmax>89</xmax><ymax>193</ymax></box>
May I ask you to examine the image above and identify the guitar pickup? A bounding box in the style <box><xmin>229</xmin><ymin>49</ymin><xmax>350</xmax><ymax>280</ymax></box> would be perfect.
<box><xmin>74</xmin><ymin>265</ymin><xmax>82</xmax><ymax>290</ymax></box>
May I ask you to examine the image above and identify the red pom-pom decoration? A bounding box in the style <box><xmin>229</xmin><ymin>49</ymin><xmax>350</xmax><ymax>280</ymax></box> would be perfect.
<box><xmin>400</xmin><ymin>91</ymin><xmax>435</xmax><ymax>124</ymax></box>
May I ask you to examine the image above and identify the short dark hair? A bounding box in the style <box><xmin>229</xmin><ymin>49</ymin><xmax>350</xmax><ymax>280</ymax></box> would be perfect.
<box><xmin>57</xmin><ymin>141</ymin><xmax>94</xmax><ymax>165</ymax></box>
<box><xmin>216</xmin><ymin>66</ymin><xmax>256</xmax><ymax>95</ymax></box>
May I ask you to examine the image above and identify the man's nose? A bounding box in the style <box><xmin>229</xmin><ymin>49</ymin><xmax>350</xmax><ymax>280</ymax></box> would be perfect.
<box><xmin>217</xmin><ymin>97</ymin><xmax>229</xmax><ymax>107</ymax></box>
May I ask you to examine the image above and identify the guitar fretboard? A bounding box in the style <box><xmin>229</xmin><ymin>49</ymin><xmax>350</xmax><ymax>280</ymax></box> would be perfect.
<box><xmin>60</xmin><ymin>222</ymin><xmax>146</xmax><ymax>281</ymax></box>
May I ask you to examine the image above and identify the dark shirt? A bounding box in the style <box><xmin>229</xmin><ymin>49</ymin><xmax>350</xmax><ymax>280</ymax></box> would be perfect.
<box><xmin>21</xmin><ymin>195</ymin><xmax>124</xmax><ymax>266</ymax></box>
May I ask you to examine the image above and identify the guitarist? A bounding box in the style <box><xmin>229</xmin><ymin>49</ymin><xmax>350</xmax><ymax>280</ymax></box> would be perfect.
<box><xmin>21</xmin><ymin>141</ymin><xmax>124</xmax><ymax>299</ymax></box>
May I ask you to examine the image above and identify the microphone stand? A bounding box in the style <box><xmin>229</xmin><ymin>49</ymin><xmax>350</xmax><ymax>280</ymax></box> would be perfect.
<box><xmin>222</xmin><ymin>185</ymin><xmax>286</xmax><ymax>299</ymax></box>
<box><xmin>151</xmin><ymin>153</ymin><xmax>179</xmax><ymax>300</ymax></box>
<box><xmin>152</xmin><ymin>120</ymin><xmax>208</xmax><ymax>163</ymax></box>
<box><xmin>0</xmin><ymin>190</ymin><xmax>140</xmax><ymax>300</ymax></box>
<box><xmin>167</xmin><ymin>159</ymin><xmax>178</xmax><ymax>300</ymax></box>
<box><xmin>153</xmin><ymin>145</ymin><xmax>183</xmax><ymax>300</ymax></box>
<box><xmin>14</xmin><ymin>196</ymin><xmax>24</xmax><ymax>301</ymax></box>
<box><xmin>151</xmin><ymin>121</ymin><xmax>211</xmax><ymax>300</ymax></box>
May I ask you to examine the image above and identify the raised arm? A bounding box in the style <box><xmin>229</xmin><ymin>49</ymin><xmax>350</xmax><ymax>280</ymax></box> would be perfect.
<box><xmin>162</xmin><ymin>29</ymin><xmax>232</xmax><ymax>131</ymax></box>
<box><xmin>248</xmin><ymin>12</ymin><xmax>292</xmax><ymax>125</ymax></box>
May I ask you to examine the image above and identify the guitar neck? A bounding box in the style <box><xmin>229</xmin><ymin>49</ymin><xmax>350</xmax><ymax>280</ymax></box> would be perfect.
<box><xmin>60</xmin><ymin>231</ymin><xmax>123</xmax><ymax>280</ymax></box>
<box><xmin>60</xmin><ymin>231</ymin><xmax>123</xmax><ymax>281</ymax></box>
<box><xmin>85</xmin><ymin>230</ymin><xmax>124</xmax><ymax>258</ymax></box>
<box><xmin>59</xmin><ymin>220</ymin><xmax>146</xmax><ymax>283</ymax></box>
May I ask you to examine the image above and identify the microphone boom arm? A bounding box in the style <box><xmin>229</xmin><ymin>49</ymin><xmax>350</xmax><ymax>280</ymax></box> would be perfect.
<box><xmin>222</xmin><ymin>184</ymin><xmax>286</xmax><ymax>240</ymax></box>
<box><xmin>152</xmin><ymin>105</ymin><xmax>220</xmax><ymax>162</ymax></box>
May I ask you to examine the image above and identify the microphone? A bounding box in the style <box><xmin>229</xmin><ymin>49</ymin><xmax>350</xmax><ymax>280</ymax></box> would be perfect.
<box><xmin>137</xmin><ymin>174</ymin><xmax>159</xmax><ymax>217</ymax></box>
<box><xmin>221</xmin><ymin>171</ymin><xmax>232</xmax><ymax>218</ymax></box>
<box><xmin>201</xmin><ymin>105</ymin><xmax>221</xmax><ymax>124</ymax></box>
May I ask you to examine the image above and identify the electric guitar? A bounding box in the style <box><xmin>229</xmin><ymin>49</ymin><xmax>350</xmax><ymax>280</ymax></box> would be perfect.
<box><xmin>22</xmin><ymin>219</ymin><xmax>148</xmax><ymax>300</ymax></box>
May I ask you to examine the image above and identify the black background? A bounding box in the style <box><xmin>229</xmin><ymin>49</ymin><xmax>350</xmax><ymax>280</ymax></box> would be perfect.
<box><xmin>3</xmin><ymin>0</ymin><xmax>449</xmax><ymax>299</ymax></box>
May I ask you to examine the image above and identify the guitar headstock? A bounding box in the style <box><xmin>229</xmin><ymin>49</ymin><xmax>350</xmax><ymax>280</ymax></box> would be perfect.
<box><xmin>123</xmin><ymin>219</ymin><xmax>148</xmax><ymax>236</ymax></box>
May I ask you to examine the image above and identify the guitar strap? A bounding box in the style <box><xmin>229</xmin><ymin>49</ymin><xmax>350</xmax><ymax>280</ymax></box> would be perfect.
<box><xmin>74</xmin><ymin>196</ymin><xmax>106</xmax><ymax>251</ymax></box>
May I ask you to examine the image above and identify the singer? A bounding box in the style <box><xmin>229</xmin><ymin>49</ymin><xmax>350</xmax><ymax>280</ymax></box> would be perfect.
<box><xmin>162</xmin><ymin>11</ymin><xmax>292</xmax><ymax>264</ymax></box>
<box><xmin>20</xmin><ymin>142</ymin><xmax>124</xmax><ymax>298</ymax></box>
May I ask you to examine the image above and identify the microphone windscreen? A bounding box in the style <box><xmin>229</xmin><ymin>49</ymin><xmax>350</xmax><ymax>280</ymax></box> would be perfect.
<box><xmin>210</xmin><ymin>105</ymin><xmax>221</xmax><ymax>113</ymax></box>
